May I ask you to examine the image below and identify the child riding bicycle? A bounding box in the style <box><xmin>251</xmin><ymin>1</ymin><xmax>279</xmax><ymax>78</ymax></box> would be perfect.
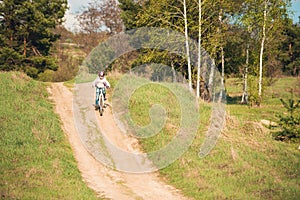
<box><xmin>92</xmin><ymin>71</ymin><xmax>110</xmax><ymax>110</ymax></box>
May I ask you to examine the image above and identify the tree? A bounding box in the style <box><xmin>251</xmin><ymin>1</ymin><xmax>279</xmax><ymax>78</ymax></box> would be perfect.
<box><xmin>279</xmin><ymin>19</ymin><xmax>300</xmax><ymax>76</ymax></box>
<box><xmin>118</xmin><ymin>0</ymin><xmax>143</xmax><ymax>30</ymax></box>
<box><xmin>258</xmin><ymin>0</ymin><xmax>267</xmax><ymax>102</ymax></box>
<box><xmin>119</xmin><ymin>0</ymin><xmax>194</xmax><ymax>88</ymax></box>
<box><xmin>100</xmin><ymin>0</ymin><xmax>123</xmax><ymax>34</ymax></box>
<box><xmin>183</xmin><ymin>0</ymin><xmax>193</xmax><ymax>91</ymax></box>
<box><xmin>76</xmin><ymin>1</ymin><xmax>104</xmax><ymax>50</ymax></box>
<box><xmin>78</xmin><ymin>0</ymin><xmax>123</xmax><ymax>35</ymax></box>
<box><xmin>274</xmin><ymin>91</ymin><xmax>300</xmax><ymax>142</ymax></box>
<box><xmin>77</xmin><ymin>1</ymin><xmax>103</xmax><ymax>35</ymax></box>
<box><xmin>239</xmin><ymin>0</ymin><xmax>291</xmax><ymax>105</ymax></box>
<box><xmin>118</xmin><ymin>0</ymin><xmax>293</xmax><ymax>105</ymax></box>
<box><xmin>0</xmin><ymin>0</ymin><xmax>68</xmax><ymax>77</ymax></box>
<box><xmin>76</xmin><ymin>0</ymin><xmax>124</xmax><ymax>53</ymax></box>
<box><xmin>196</xmin><ymin>0</ymin><xmax>202</xmax><ymax>98</ymax></box>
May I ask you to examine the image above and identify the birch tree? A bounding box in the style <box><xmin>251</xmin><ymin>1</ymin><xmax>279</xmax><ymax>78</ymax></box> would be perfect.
<box><xmin>240</xmin><ymin>0</ymin><xmax>290</xmax><ymax>105</ymax></box>
<box><xmin>241</xmin><ymin>25</ymin><xmax>252</xmax><ymax>104</ymax></box>
<box><xmin>241</xmin><ymin>42</ymin><xmax>249</xmax><ymax>104</ymax></box>
<box><xmin>120</xmin><ymin>0</ymin><xmax>195</xmax><ymax>90</ymax></box>
<box><xmin>196</xmin><ymin>0</ymin><xmax>202</xmax><ymax>98</ymax></box>
<box><xmin>258</xmin><ymin>0</ymin><xmax>267</xmax><ymax>103</ymax></box>
<box><xmin>218</xmin><ymin>8</ymin><xmax>225</xmax><ymax>102</ymax></box>
<box><xmin>183</xmin><ymin>0</ymin><xmax>193</xmax><ymax>91</ymax></box>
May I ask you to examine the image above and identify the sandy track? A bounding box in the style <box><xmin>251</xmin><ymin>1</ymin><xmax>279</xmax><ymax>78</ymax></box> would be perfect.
<box><xmin>48</xmin><ymin>82</ymin><xmax>189</xmax><ymax>200</ymax></box>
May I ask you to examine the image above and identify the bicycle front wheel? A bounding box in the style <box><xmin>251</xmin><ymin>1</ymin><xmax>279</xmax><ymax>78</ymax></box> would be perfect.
<box><xmin>99</xmin><ymin>95</ymin><xmax>104</xmax><ymax>116</ymax></box>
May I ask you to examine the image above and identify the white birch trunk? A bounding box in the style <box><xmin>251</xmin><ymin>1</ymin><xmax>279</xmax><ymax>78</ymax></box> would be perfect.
<box><xmin>196</xmin><ymin>0</ymin><xmax>202</xmax><ymax>98</ymax></box>
<box><xmin>171</xmin><ymin>61</ymin><xmax>177</xmax><ymax>82</ymax></box>
<box><xmin>219</xmin><ymin>46</ymin><xmax>225</xmax><ymax>102</ymax></box>
<box><xmin>183</xmin><ymin>0</ymin><xmax>193</xmax><ymax>92</ymax></box>
<box><xmin>258</xmin><ymin>0</ymin><xmax>267</xmax><ymax>102</ymax></box>
<box><xmin>208</xmin><ymin>59</ymin><xmax>215</xmax><ymax>102</ymax></box>
<box><xmin>218</xmin><ymin>9</ymin><xmax>224</xmax><ymax>102</ymax></box>
<box><xmin>241</xmin><ymin>43</ymin><xmax>249</xmax><ymax>104</ymax></box>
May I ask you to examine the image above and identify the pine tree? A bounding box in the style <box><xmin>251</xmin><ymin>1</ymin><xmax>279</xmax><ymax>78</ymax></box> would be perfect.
<box><xmin>0</xmin><ymin>0</ymin><xmax>68</xmax><ymax>77</ymax></box>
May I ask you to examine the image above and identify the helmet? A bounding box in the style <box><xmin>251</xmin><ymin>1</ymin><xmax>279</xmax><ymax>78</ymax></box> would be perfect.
<box><xmin>98</xmin><ymin>71</ymin><xmax>105</xmax><ymax>79</ymax></box>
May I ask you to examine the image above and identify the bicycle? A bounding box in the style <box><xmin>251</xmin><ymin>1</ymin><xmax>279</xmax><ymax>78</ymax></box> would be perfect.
<box><xmin>95</xmin><ymin>87</ymin><xmax>106</xmax><ymax>116</ymax></box>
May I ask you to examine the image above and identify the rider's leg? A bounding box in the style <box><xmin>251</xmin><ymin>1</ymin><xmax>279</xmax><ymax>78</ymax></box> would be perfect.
<box><xmin>95</xmin><ymin>88</ymin><xmax>100</xmax><ymax>109</ymax></box>
<box><xmin>103</xmin><ymin>89</ymin><xmax>107</xmax><ymax>101</ymax></box>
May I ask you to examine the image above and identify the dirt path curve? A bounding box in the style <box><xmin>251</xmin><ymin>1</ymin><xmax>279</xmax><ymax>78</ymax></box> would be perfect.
<box><xmin>48</xmin><ymin>82</ymin><xmax>189</xmax><ymax>200</ymax></box>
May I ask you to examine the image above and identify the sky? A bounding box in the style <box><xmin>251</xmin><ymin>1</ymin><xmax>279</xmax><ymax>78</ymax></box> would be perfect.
<box><xmin>62</xmin><ymin>0</ymin><xmax>92</xmax><ymax>31</ymax></box>
<box><xmin>291</xmin><ymin>0</ymin><xmax>300</xmax><ymax>23</ymax></box>
<box><xmin>63</xmin><ymin>0</ymin><xmax>300</xmax><ymax>32</ymax></box>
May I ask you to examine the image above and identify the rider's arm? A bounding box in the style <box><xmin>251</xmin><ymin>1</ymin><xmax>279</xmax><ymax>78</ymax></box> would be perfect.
<box><xmin>93</xmin><ymin>77</ymin><xmax>99</xmax><ymax>87</ymax></box>
<box><xmin>104</xmin><ymin>78</ymin><xmax>111</xmax><ymax>88</ymax></box>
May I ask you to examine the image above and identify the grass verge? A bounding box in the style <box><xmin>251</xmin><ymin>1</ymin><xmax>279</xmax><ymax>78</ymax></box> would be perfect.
<box><xmin>126</xmin><ymin>75</ymin><xmax>299</xmax><ymax>199</ymax></box>
<box><xmin>0</xmin><ymin>72</ymin><xmax>98</xmax><ymax>199</ymax></box>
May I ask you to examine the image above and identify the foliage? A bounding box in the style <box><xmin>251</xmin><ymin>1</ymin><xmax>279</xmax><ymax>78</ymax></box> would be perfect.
<box><xmin>247</xmin><ymin>75</ymin><xmax>260</xmax><ymax>106</ymax></box>
<box><xmin>18</xmin><ymin>56</ymin><xmax>59</xmax><ymax>79</ymax></box>
<box><xmin>27</xmin><ymin>56</ymin><xmax>58</xmax><ymax>71</ymax></box>
<box><xmin>0</xmin><ymin>47</ymin><xmax>24</xmax><ymax>71</ymax></box>
<box><xmin>118</xmin><ymin>0</ymin><xmax>143</xmax><ymax>30</ymax></box>
<box><xmin>278</xmin><ymin>19</ymin><xmax>300</xmax><ymax>76</ymax></box>
<box><xmin>50</xmin><ymin>31</ymin><xmax>85</xmax><ymax>82</ymax></box>
<box><xmin>24</xmin><ymin>66</ymin><xmax>39</xmax><ymax>79</ymax></box>
<box><xmin>117</xmin><ymin>0</ymin><xmax>295</xmax><ymax>105</ymax></box>
<box><xmin>274</xmin><ymin>92</ymin><xmax>300</xmax><ymax>142</ymax></box>
<box><xmin>0</xmin><ymin>0</ymin><xmax>67</xmax><ymax>77</ymax></box>
<box><xmin>38</xmin><ymin>69</ymin><xmax>55</xmax><ymax>82</ymax></box>
<box><xmin>77</xmin><ymin>0</ymin><xmax>123</xmax><ymax>35</ymax></box>
<box><xmin>83</xmin><ymin>42</ymin><xmax>116</xmax><ymax>74</ymax></box>
<box><xmin>274</xmin><ymin>115</ymin><xmax>300</xmax><ymax>142</ymax></box>
<box><xmin>75</xmin><ymin>0</ymin><xmax>125</xmax><ymax>53</ymax></box>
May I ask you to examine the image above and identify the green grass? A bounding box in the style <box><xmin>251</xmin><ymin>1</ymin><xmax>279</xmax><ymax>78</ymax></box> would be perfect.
<box><xmin>1</xmin><ymin>71</ymin><xmax>298</xmax><ymax>199</ymax></box>
<box><xmin>226</xmin><ymin>77</ymin><xmax>300</xmax><ymax>122</ymax></box>
<box><xmin>128</xmin><ymin>83</ymin><xmax>181</xmax><ymax>150</ymax></box>
<box><xmin>0</xmin><ymin>72</ymin><xmax>98</xmax><ymax>199</ymax></box>
<box><xmin>126</xmin><ymin>75</ymin><xmax>300</xmax><ymax>199</ymax></box>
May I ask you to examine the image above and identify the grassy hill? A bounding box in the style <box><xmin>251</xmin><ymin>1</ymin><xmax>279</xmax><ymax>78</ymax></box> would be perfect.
<box><xmin>0</xmin><ymin>72</ymin><xmax>98</xmax><ymax>199</ymax></box>
<box><xmin>1</xmin><ymin>71</ymin><xmax>299</xmax><ymax>199</ymax></box>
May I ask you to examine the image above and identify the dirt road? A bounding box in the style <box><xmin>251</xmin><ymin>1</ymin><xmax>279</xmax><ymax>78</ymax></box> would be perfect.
<box><xmin>48</xmin><ymin>82</ymin><xmax>189</xmax><ymax>200</ymax></box>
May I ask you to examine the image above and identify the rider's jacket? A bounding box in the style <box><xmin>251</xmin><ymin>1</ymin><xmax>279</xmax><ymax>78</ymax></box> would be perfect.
<box><xmin>93</xmin><ymin>76</ymin><xmax>111</xmax><ymax>88</ymax></box>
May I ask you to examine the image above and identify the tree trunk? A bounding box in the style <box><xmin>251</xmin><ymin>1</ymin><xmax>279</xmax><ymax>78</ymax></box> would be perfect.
<box><xmin>208</xmin><ymin>60</ymin><xmax>215</xmax><ymax>101</ymax></box>
<box><xmin>196</xmin><ymin>0</ymin><xmax>202</xmax><ymax>98</ymax></box>
<box><xmin>183</xmin><ymin>0</ymin><xmax>193</xmax><ymax>92</ymax></box>
<box><xmin>258</xmin><ymin>0</ymin><xmax>267</xmax><ymax>104</ymax></box>
<box><xmin>241</xmin><ymin>43</ymin><xmax>249</xmax><ymax>104</ymax></box>
<box><xmin>10</xmin><ymin>33</ymin><xmax>13</xmax><ymax>47</ymax></box>
<box><xmin>219</xmin><ymin>45</ymin><xmax>225</xmax><ymax>102</ymax></box>
<box><xmin>218</xmin><ymin>9</ymin><xmax>224</xmax><ymax>102</ymax></box>
<box><xmin>23</xmin><ymin>37</ymin><xmax>27</xmax><ymax>57</ymax></box>
<box><xmin>171</xmin><ymin>61</ymin><xmax>177</xmax><ymax>82</ymax></box>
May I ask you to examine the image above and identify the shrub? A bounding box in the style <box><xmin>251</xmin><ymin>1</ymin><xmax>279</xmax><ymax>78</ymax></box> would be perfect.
<box><xmin>0</xmin><ymin>47</ymin><xmax>23</xmax><ymax>71</ymax></box>
<box><xmin>24</xmin><ymin>66</ymin><xmax>39</xmax><ymax>79</ymax></box>
<box><xmin>38</xmin><ymin>69</ymin><xmax>55</xmax><ymax>82</ymax></box>
<box><xmin>274</xmin><ymin>92</ymin><xmax>300</xmax><ymax>142</ymax></box>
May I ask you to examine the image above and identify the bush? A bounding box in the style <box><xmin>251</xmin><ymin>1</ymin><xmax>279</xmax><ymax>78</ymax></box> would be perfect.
<box><xmin>0</xmin><ymin>47</ymin><xmax>23</xmax><ymax>71</ymax></box>
<box><xmin>274</xmin><ymin>93</ymin><xmax>300</xmax><ymax>142</ymax></box>
<box><xmin>274</xmin><ymin>115</ymin><xmax>300</xmax><ymax>142</ymax></box>
<box><xmin>28</xmin><ymin>56</ymin><xmax>58</xmax><ymax>72</ymax></box>
<box><xmin>24</xmin><ymin>66</ymin><xmax>39</xmax><ymax>79</ymax></box>
<box><xmin>38</xmin><ymin>69</ymin><xmax>55</xmax><ymax>82</ymax></box>
<box><xmin>248</xmin><ymin>75</ymin><xmax>261</xmax><ymax>106</ymax></box>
